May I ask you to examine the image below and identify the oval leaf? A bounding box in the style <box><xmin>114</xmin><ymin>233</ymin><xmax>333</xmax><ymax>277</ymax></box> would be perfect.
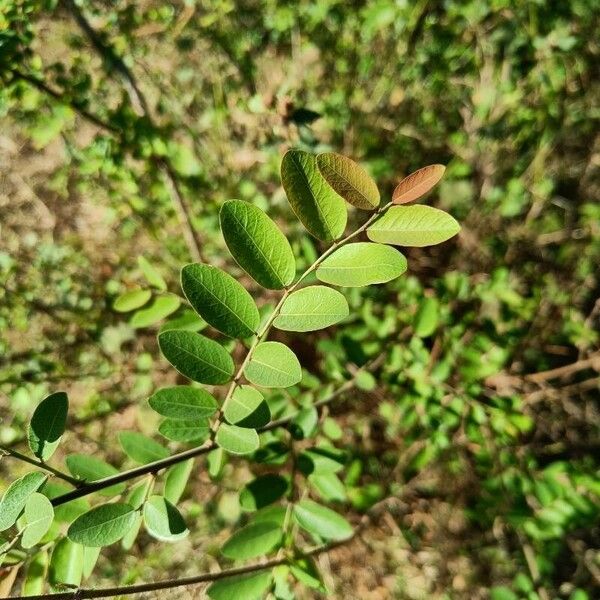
<box><xmin>317</xmin><ymin>152</ymin><xmax>380</xmax><ymax>210</ymax></box>
<box><xmin>164</xmin><ymin>459</ymin><xmax>194</xmax><ymax>505</ymax></box>
<box><xmin>68</xmin><ymin>503</ymin><xmax>137</xmax><ymax>547</ymax></box>
<box><xmin>220</xmin><ymin>200</ymin><xmax>295</xmax><ymax>290</ymax></box>
<box><xmin>130</xmin><ymin>295</ymin><xmax>181</xmax><ymax>328</ymax></box>
<box><xmin>21</xmin><ymin>493</ymin><xmax>54</xmax><ymax>549</ymax></box>
<box><xmin>0</xmin><ymin>472</ymin><xmax>47</xmax><ymax>532</ymax></box>
<box><xmin>119</xmin><ymin>432</ymin><xmax>169</xmax><ymax>464</ymax></box>
<box><xmin>316</xmin><ymin>242</ymin><xmax>407</xmax><ymax>287</ymax></box>
<box><xmin>414</xmin><ymin>296</ymin><xmax>439</xmax><ymax>338</ymax></box>
<box><xmin>224</xmin><ymin>385</ymin><xmax>270</xmax><ymax>428</ymax></box>
<box><xmin>49</xmin><ymin>539</ymin><xmax>83</xmax><ymax>587</ymax></box>
<box><xmin>240</xmin><ymin>474</ymin><xmax>289</xmax><ymax>511</ymax></box>
<box><xmin>138</xmin><ymin>256</ymin><xmax>167</xmax><ymax>291</ymax></box>
<box><xmin>143</xmin><ymin>495</ymin><xmax>189</xmax><ymax>542</ymax></box>
<box><xmin>66</xmin><ymin>455</ymin><xmax>125</xmax><ymax>497</ymax></box>
<box><xmin>392</xmin><ymin>164</ymin><xmax>446</xmax><ymax>204</ymax></box>
<box><xmin>222</xmin><ymin>521</ymin><xmax>282</xmax><ymax>560</ymax></box>
<box><xmin>158</xmin><ymin>418</ymin><xmax>210</xmax><ymax>443</ymax></box>
<box><xmin>281</xmin><ymin>149</ymin><xmax>347</xmax><ymax>241</ymax></box>
<box><xmin>293</xmin><ymin>499</ymin><xmax>353</xmax><ymax>541</ymax></box>
<box><xmin>274</xmin><ymin>285</ymin><xmax>349</xmax><ymax>332</ymax></box>
<box><xmin>181</xmin><ymin>263</ymin><xmax>260</xmax><ymax>338</ymax></box>
<box><xmin>158</xmin><ymin>330</ymin><xmax>234</xmax><ymax>385</ymax></box>
<box><xmin>207</xmin><ymin>570</ymin><xmax>273</xmax><ymax>600</ymax></box>
<box><xmin>113</xmin><ymin>289</ymin><xmax>151</xmax><ymax>313</ymax></box>
<box><xmin>367</xmin><ymin>205</ymin><xmax>460</xmax><ymax>247</ymax></box>
<box><xmin>216</xmin><ymin>424</ymin><xmax>260</xmax><ymax>455</ymax></box>
<box><xmin>148</xmin><ymin>386</ymin><xmax>217</xmax><ymax>420</ymax></box>
<box><xmin>244</xmin><ymin>341</ymin><xmax>302</xmax><ymax>388</ymax></box>
<box><xmin>28</xmin><ymin>391</ymin><xmax>68</xmax><ymax>461</ymax></box>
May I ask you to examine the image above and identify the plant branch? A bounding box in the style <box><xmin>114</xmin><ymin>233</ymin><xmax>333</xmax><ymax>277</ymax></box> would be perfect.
<box><xmin>0</xmin><ymin>444</ymin><xmax>82</xmax><ymax>487</ymax></box>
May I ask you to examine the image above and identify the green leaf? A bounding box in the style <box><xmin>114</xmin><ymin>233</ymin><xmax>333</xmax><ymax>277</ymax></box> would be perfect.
<box><xmin>143</xmin><ymin>495</ymin><xmax>189</xmax><ymax>542</ymax></box>
<box><xmin>293</xmin><ymin>499</ymin><xmax>353</xmax><ymax>541</ymax></box>
<box><xmin>113</xmin><ymin>289</ymin><xmax>151</xmax><ymax>312</ymax></box>
<box><xmin>119</xmin><ymin>432</ymin><xmax>169</xmax><ymax>464</ymax></box>
<box><xmin>68</xmin><ymin>503</ymin><xmax>136</xmax><ymax>547</ymax></box>
<box><xmin>181</xmin><ymin>263</ymin><xmax>260</xmax><ymax>338</ymax></box>
<box><xmin>244</xmin><ymin>341</ymin><xmax>302</xmax><ymax>388</ymax></box>
<box><xmin>21</xmin><ymin>493</ymin><xmax>54</xmax><ymax>548</ymax></box>
<box><xmin>239</xmin><ymin>474</ymin><xmax>289</xmax><ymax>511</ymax></box>
<box><xmin>22</xmin><ymin>550</ymin><xmax>48</xmax><ymax>595</ymax></box>
<box><xmin>82</xmin><ymin>546</ymin><xmax>101</xmax><ymax>579</ymax></box>
<box><xmin>207</xmin><ymin>570</ymin><xmax>273</xmax><ymax>600</ymax></box>
<box><xmin>149</xmin><ymin>386</ymin><xmax>218</xmax><ymax>420</ymax></box>
<box><xmin>281</xmin><ymin>149</ymin><xmax>347</xmax><ymax>241</ymax></box>
<box><xmin>49</xmin><ymin>538</ymin><xmax>83</xmax><ymax>587</ymax></box>
<box><xmin>158</xmin><ymin>418</ymin><xmax>210</xmax><ymax>443</ymax></box>
<box><xmin>273</xmin><ymin>285</ymin><xmax>348</xmax><ymax>332</ymax></box>
<box><xmin>309</xmin><ymin>473</ymin><xmax>346</xmax><ymax>503</ymax></box>
<box><xmin>0</xmin><ymin>472</ymin><xmax>47</xmax><ymax>532</ymax></box>
<box><xmin>317</xmin><ymin>152</ymin><xmax>380</xmax><ymax>210</ymax></box>
<box><xmin>221</xmin><ymin>521</ymin><xmax>282</xmax><ymax>560</ymax></box>
<box><xmin>316</xmin><ymin>242</ymin><xmax>407</xmax><ymax>287</ymax></box>
<box><xmin>220</xmin><ymin>200</ymin><xmax>296</xmax><ymax>290</ymax></box>
<box><xmin>164</xmin><ymin>459</ymin><xmax>194</xmax><ymax>504</ymax></box>
<box><xmin>413</xmin><ymin>297</ymin><xmax>439</xmax><ymax>337</ymax></box>
<box><xmin>28</xmin><ymin>391</ymin><xmax>68</xmax><ymax>461</ymax></box>
<box><xmin>130</xmin><ymin>295</ymin><xmax>181</xmax><ymax>328</ymax></box>
<box><xmin>290</xmin><ymin>557</ymin><xmax>324</xmax><ymax>590</ymax></box>
<box><xmin>138</xmin><ymin>256</ymin><xmax>167</xmax><ymax>291</ymax></box>
<box><xmin>65</xmin><ymin>455</ymin><xmax>124</xmax><ymax>496</ymax></box>
<box><xmin>216</xmin><ymin>424</ymin><xmax>260</xmax><ymax>455</ymax></box>
<box><xmin>224</xmin><ymin>385</ymin><xmax>271</xmax><ymax>428</ymax></box>
<box><xmin>366</xmin><ymin>205</ymin><xmax>460</xmax><ymax>247</ymax></box>
<box><xmin>158</xmin><ymin>330</ymin><xmax>234</xmax><ymax>385</ymax></box>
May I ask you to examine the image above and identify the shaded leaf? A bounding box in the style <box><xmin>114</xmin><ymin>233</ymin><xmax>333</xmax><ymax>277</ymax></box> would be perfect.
<box><xmin>49</xmin><ymin>538</ymin><xmax>83</xmax><ymax>587</ymax></box>
<box><xmin>82</xmin><ymin>546</ymin><xmax>101</xmax><ymax>579</ymax></box>
<box><xmin>216</xmin><ymin>424</ymin><xmax>260</xmax><ymax>455</ymax></box>
<box><xmin>392</xmin><ymin>164</ymin><xmax>445</xmax><ymax>204</ymax></box>
<box><xmin>367</xmin><ymin>205</ymin><xmax>460</xmax><ymax>247</ymax></box>
<box><xmin>317</xmin><ymin>152</ymin><xmax>380</xmax><ymax>210</ymax></box>
<box><xmin>138</xmin><ymin>256</ymin><xmax>167</xmax><ymax>290</ymax></box>
<box><xmin>222</xmin><ymin>521</ymin><xmax>282</xmax><ymax>560</ymax></box>
<box><xmin>158</xmin><ymin>418</ymin><xmax>210</xmax><ymax>443</ymax></box>
<box><xmin>143</xmin><ymin>495</ymin><xmax>188</xmax><ymax>542</ymax></box>
<box><xmin>274</xmin><ymin>285</ymin><xmax>348</xmax><ymax>332</ymax></box>
<box><xmin>113</xmin><ymin>289</ymin><xmax>151</xmax><ymax>313</ymax></box>
<box><xmin>66</xmin><ymin>455</ymin><xmax>124</xmax><ymax>497</ymax></box>
<box><xmin>158</xmin><ymin>330</ymin><xmax>234</xmax><ymax>385</ymax></box>
<box><xmin>220</xmin><ymin>200</ymin><xmax>295</xmax><ymax>290</ymax></box>
<box><xmin>181</xmin><ymin>263</ymin><xmax>260</xmax><ymax>338</ymax></box>
<box><xmin>130</xmin><ymin>295</ymin><xmax>181</xmax><ymax>328</ymax></box>
<box><xmin>0</xmin><ymin>472</ymin><xmax>47</xmax><ymax>532</ymax></box>
<box><xmin>316</xmin><ymin>242</ymin><xmax>407</xmax><ymax>287</ymax></box>
<box><xmin>28</xmin><ymin>391</ymin><xmax>68</xmax><ymax>461</ymax></box>
<box><xmin>207</xmin><ymin>570</ymin><xmax>273</xmax><ymax>600</ymax></box>
<box><xmin>244</xmin><ymin>342</ymin><xmax>302</xmax><ymax>388</ymax></box>
<box><xmin>293</xmin><ymin>499</ymin><xmax>353</xmax><ymax>541</ymax></box>
<box><xmin>240</xmin><ymin>474</ymin><xmax>289</xmax><ymax>511</ymax></box>
<box><xmin>68</xmin><ymin>503</ymin><xmax>137</xmax><ymax>547</ymax></box>
<box><xmin>413</xmin><ymin>297</ymin><xmax>439</xmax><ymax>338</ymax></box>
<box><xmin>119</xmin><ymin>431</ymin><xmax>169</xmax><ymax>464</ymax></box>
<box><xmin>224</xmin><ymin>385</ymin><xmax>271</xmax><ymax>428</ymax></box>
<box><xmin>164</xmin><ymin>459</ymin><xmax>194</xmax><ymax>505</ymax></box>
<box><xmin>21</xmin><ymin>493</ymin><xmax>54</xmax><ymax>549</ymax></box>
<box><xmin>281</xmin><ymin>149</ymin><xmax>347</xmax><ymax>241</ymax></box>
<box><xmin>149</xmin><ymin>386</ymin><xmax>218</xmax><ymax>420</ymax></box>
<box><xmin>21</xmin><ymin>550</ymin><xmax>47</xmax><ymax>595</ymax></box>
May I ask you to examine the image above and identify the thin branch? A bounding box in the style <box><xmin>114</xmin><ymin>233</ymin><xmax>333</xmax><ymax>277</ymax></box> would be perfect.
<box><xmin>0</xmin><ymin>445</ymin><xmax>82</xmax><ymax>487</ymax></box>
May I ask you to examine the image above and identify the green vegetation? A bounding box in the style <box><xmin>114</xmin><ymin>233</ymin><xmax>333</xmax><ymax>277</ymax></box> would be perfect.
<box><xmin>1</xmin><ymin>1</ymin><xmax>598</xmax><ymax>599</ymax></box>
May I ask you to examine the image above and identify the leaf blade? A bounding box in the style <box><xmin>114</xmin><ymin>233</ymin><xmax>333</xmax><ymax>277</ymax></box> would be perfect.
<box><xmin>392</xmin><ymin>164</ymin><xmax>446</xmax><ymax>205</ymax></box>
<box><xmin>68</xmin><ymin>503</ymin><xmax>137</xmax><ymax>547</ymax></box>
<box><xmin>28</xmin><ymin>391</ymin><xmax>68</xmax><ymax>461</ymax></box>
<box><xmin>293</xmin><ymin>499</ymin><xmax>353</xmax><ymax>541</ymax></box>
<box><xmin>244</xmin><ymin>341</ymin><xmax>302</xmax><ymax>388</ymax></box>
<box><xmin>221</xmin><ymin>521</ymin><xmax>282</xmax><ymax>560</ymax></box>
<box><xmin>148</xmin><ymin>386</ymin><xmax>218</xmax><ymax>420</ymax></box>
<box><xmin>216</xmin><ymin>424</ymin><xmax>260</xmax><ymax>455</ymax></box>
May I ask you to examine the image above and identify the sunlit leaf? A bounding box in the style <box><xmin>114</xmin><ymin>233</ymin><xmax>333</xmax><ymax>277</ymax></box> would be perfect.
<box><xmin>164</xmin><ymin>459</ymin><xmax>194</xmax><ymax>505</ymax></box>
<box><xmin>119</xmin><ymin>432</ymin><xmax>169</xmax><ymax>464</ymax></box>
<box><xmin>413</xmin><ymin>296</ymin><xmax>439</xmax><ymax>337</ymax></box>
<box><xmin>273</xmin><ymin>285</ymin><xmax>349</xmax><ymax>332</ymax></box>
<box><xmin>28</xmin><ymin>391</ymin><xmax>68</xmax><ymax>461</ymax></box>
<box><xmin>392</xmin><ymin>164</ymin><xmax>446</xmax><ymax>204</ymax></box>
<box><xmin>158</xmin><ymin>418</ymin><xmax>210</xmax><ymax>443</ymax></box>
<box><xmin>216</xmin><ymin>423</ymin><xmax>260</xmax><ymax>455</ymax></box>
<box><xmin>130</xmin><ymin>295</ymin><xmax>180</xmax><ymax>328</ymax></box>
<box><xmin>0</xmin><ymin>472</ymin><xmax>47</xmax><ymax>532</ymax></box>
<box><xmin>244</xmin><ymin>341</ymin><xmax>302</xmax><ymax>388</ymax></box>
<box><xmin>367</xmin><ymin>205</ymin><xmax>460</xmax><ymax>247</ymax></box>
<box><xmin>21</xmin><ymin>493</ymin><xmax>54</xmax><ymax>549</ymax></box>
<box><xmin>317</xmin><ymin>152</ymin><xmax>380</xmax><ymax>210</ymax></box>
<box><xmin>143</xmin><ymin>495</ymin><xmax>189</xmax><ymax>542</ymax></box>
<box><xmin>138</xmin><ymin>256</ymin><xmax>167</xmax><ymax>290</ymax></box>
<box><xmin>158</xmin><ymin>330</ymin><xmax>234</xmax><ymax>384</ymax></box>
<box><xmin>316</xmin><ymin>242</ymin><xmax>407</xmax><ymax>287</ymax></box>
<box><xmin>293</xmin><ymin>499</ymin><xmax>353</xmax><ymax>541</ymax></box>
<box><xmin>148</xmin><ymin>386</ymin><xmax>218</xmax><ymax>420</ymax></box>
<box><xmin>49</xmin><ymin>539</ymin><xmax>83</xmax><ymax>587</ymax></box>
<box><xmin>224</xmin><ymin>385</ymin><xmax>271</xmax><ymax>428</ymax></box>
<box><xmin>220</xmin><ymin>200</ymin><xmax>295</xmax><ymax>290</ymax></box>
<box><xmin>221</xmin><ymin>521</ymin><xmax>282</xmax><ymax>560</ymax></box>
<box><xmin>68</xmin><ymin>503</ymin><xmax>137</xmax><ymax>547</ymax></box>
<box><xmin>181</xmin><ymin>263</ymin><xmax>260</xmax><ymax>338</ymax></box>
<box><xmin>113</xmin><ymin>289</ymin><xmax>151</xmax><ymax>313</ymax></box>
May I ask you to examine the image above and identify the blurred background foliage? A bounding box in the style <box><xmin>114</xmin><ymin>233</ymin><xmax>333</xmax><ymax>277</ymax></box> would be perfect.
<box><xmin>1</xmin><ymin>0</ymin><xmax>598</xmax><ymax>598</ymax></box>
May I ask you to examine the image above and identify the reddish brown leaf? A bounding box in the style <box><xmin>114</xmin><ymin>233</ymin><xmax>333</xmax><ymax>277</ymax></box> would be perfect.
<box><xmin>392</xmin><ymin>164</ymin><xmax>446</xmax><ymax>204</ymax></box>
